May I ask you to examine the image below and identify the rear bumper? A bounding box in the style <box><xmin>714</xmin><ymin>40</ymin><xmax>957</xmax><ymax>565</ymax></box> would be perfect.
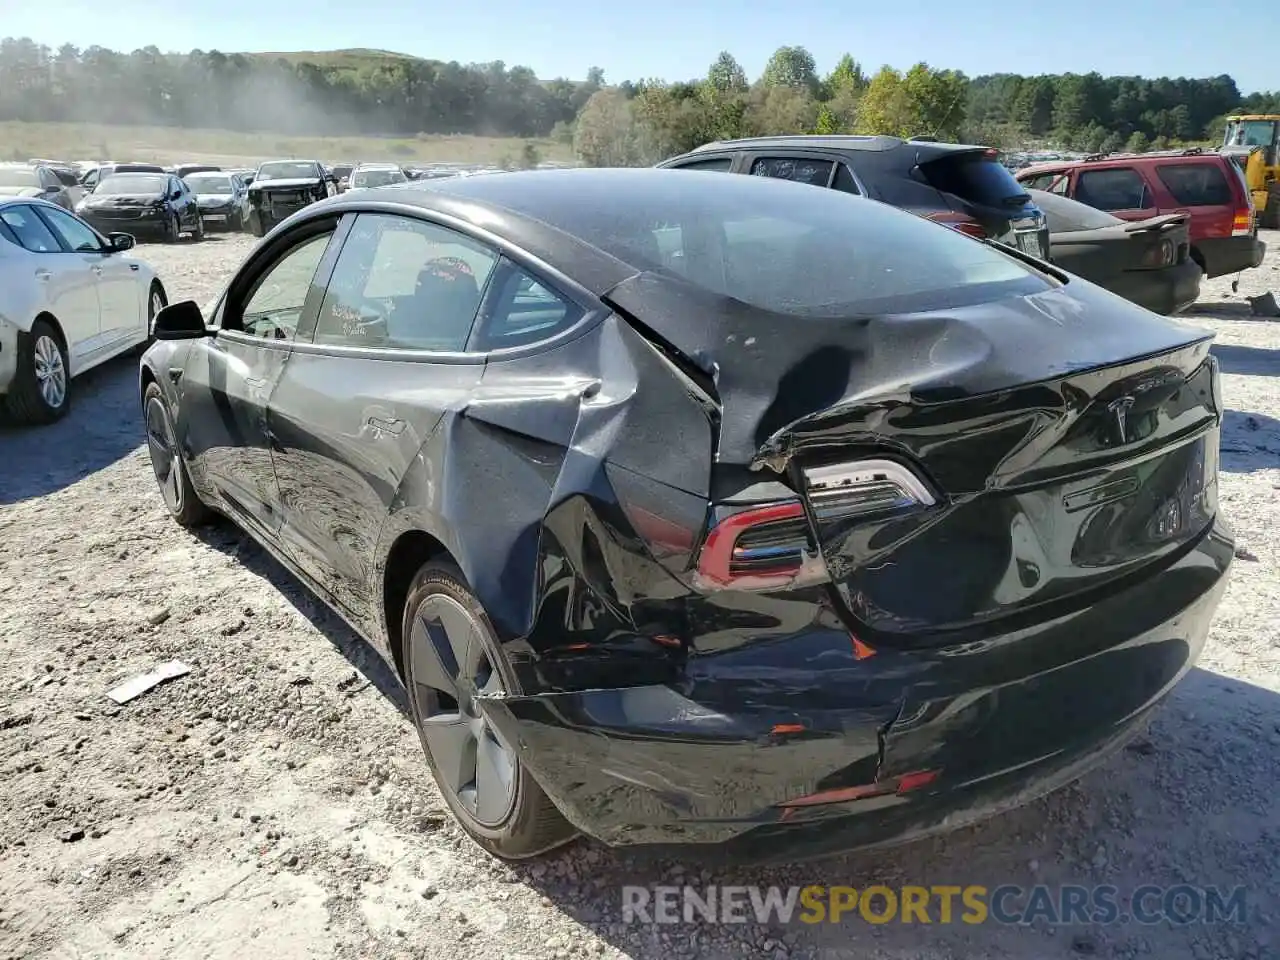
<box><xmin>1110</xmin><ymin>259</ymin><xmax>1203</xmax><ymax>315</ymax></box>
<box><xmin>480</xmin><ymin>517</ymin><xmax>1233</xmax><ymax>861</ymax></box>
<box><xmin>1196</xmin><ymin>235</ymin><xmax>1266</xmax><ymax>278</ymax></box>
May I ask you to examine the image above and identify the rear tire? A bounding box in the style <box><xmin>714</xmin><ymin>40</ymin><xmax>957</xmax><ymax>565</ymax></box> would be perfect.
<box><xmin>143</xmin><ymin>382</ymin><xmax>211</xmax><ymax>527</ymax></box>
<box><xmin>401</xmin><ymin>560</ymin><xmax>575</xmax><ymax>860</ymax></box>
<box><xmin>1262</xmin><ymin>184</ymin><xmax>1280</xmax><ymax>230</ymax></box>
<box><xmin>4</xmin><ymin>319</ymin><xmax>69</xmax><ymax>425</ymax></box>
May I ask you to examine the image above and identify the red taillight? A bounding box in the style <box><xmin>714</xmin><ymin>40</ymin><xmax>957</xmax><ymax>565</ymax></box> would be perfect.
<box><xmin>1140</xmin><ymin>238</ymin><xmax>1176</xmax><ymax>268</ymax></box>
<box><xmin>926</xmin><ymin>211</ymin><xmax>987</xmax><ymax>239</ymax></box>
<box><xmin>1232</xmin><ymin>209</ymin><xmax>1253</xmax><ymax>237</ymax></box>
<box><xmin>693</xmin><ymin>500</ymin><xmax>818</xmax><ymax>591</ymax></box>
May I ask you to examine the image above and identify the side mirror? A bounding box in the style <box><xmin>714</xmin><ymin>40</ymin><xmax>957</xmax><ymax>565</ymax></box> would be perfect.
<box><xmin>153</xmin><ymin>300</ymin><xmax>211</xmax><ymax>340</ymax></box>
<box><xmin>45</xmin><ymin>184</ymin><xmax>61</xmax><ymax>194</ymax></box>
<box><xmin>107</xmin><ymin>232</ymin><xmax>135</xmax><ymax>252</ymax></box>
<box><xmin>170</xmin><ymin>191</ymin><xmax>182</xmax><ymax>200</ymax></box>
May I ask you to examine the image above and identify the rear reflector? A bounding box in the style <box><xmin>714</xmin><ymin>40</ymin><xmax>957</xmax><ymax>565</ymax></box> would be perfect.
<box><xmin>778</xmin><ymin>769</ymin><xmax>940</xmax><ymax>809</ymax></box>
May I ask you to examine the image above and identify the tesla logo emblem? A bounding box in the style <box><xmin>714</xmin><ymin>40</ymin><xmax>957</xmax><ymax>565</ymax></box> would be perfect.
<box><xmin>1107</xmin><ymin>395</ymin><xmax>1135</xmax><ymax>445</ymax></box>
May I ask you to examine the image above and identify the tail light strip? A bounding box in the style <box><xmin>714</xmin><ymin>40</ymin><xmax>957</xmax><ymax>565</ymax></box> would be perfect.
<box><xmin>691</xmin><ymin>460</ymin><xmax>937</xmax><ymax>593</ymax></box>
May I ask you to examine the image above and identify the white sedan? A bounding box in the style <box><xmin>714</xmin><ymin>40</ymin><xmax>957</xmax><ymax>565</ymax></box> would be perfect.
<box><xmin>0</xmin><ymin>198</ymin><xmax>166</xmax><ymax>424</ymax></box>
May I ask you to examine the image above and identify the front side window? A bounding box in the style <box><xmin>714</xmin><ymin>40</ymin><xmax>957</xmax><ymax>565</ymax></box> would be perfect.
<box><xmin>1074</xmin><ymin>168</ymin><xmax>1151</xmax><ymax>211</ymax></box>
<box><xmin>0</xmin><ymin>206</ymin><xmax>61</xmax><ymax>252</ymax></box>
<box><xmin>235</xmin><ymin>232</ymin><xmax>333</xmax><ymax>340</ymax></box>
<box><xmin>750</xmin><ymin>157</ymin><xmax>834</xmax><ymax>187</ymax></box>
<box><xmin>313</xmin><ymin>214</ymin><xmax>497</xmax><ymax>351</ymax></box>
<box><xmin>38</xmin><ymin>207</ymin><xmax>103</xmax><ymax>252</ymax></box>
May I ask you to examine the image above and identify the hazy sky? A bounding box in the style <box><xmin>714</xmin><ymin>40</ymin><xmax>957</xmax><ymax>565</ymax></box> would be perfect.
<box><xmin>1</xmin><ymin>0</ymin><xmax>1270</xmax><ymax>93</ymax></box>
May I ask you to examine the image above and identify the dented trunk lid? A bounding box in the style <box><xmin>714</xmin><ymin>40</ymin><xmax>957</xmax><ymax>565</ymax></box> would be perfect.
<box><xmin>604</xmin><ymin>271</ymin><xmax>1221</xmax><ymax>641</ymax></box>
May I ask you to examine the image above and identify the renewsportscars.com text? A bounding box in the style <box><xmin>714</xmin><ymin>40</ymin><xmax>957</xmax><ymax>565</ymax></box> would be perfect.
<box><xmin>621</xmin><ymin>884</ymin><xmax>1248</xmax><ymax>926</ymax></box>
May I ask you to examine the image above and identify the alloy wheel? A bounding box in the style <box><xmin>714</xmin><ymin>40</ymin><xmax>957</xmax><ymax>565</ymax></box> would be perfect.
<box><xmin>150</xmin><ymin>288</ymin><xmax>165</xmax><ymax>323</ymax></box>
<box><xmin>408</xmin><ymin>595</ymin><xmax>518</xmax><ymax>827</ymax></box>
<box><xmin>145</xmin><ymin>397</ymin><xmax>182</xmax><ymax>513</ymax></box>
<box><xmin>32</xmin><ymin>335</ymin><xmax>66</xmax><ymax>410</ymax></box>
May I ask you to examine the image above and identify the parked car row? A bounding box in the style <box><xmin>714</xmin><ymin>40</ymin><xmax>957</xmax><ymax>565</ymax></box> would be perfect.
<box><xmin>138</xmin><ymin>166</ymin><xmax>1234</xmax><ymax>863</ymax></box>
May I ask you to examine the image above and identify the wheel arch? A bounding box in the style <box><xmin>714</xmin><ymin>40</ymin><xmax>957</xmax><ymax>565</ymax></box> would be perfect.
<box><xmin>380</xmin><ymin>527</ymin><xmax>456</xmax><ymax>678</ymax></box>
<box><xmin>32</xmin><ymin>311</ymin><xmax>67</xmax><ymax>352</ymax></box>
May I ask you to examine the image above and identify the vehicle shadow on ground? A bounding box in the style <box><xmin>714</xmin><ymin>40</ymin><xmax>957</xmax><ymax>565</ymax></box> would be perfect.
<box><xmin>510</xmin><ymin>668</ymin><xmax>1279</xmax><ymax>959</ymax></box>
<box><xmin>0</xmin><ymin>356</ymin><xmax>143</xmax><ymax>505</ymax></box>
<box><xmin>1221</xmin><ymin>409</ymin><xmax>1280</xmax><ymax>472</ymax></box>
<box><xmin>1212</xmin><ymin>343</ymin><xmax>1280</xmax><ymax>377</ymax></box>
<box><xmin>193</xmin><ymin>522</ymin><xmax>409</xmax><ymax>715</ymax></box>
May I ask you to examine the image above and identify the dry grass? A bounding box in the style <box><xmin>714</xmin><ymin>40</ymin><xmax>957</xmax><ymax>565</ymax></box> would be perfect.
<box><xmin>1</xmin><ymin>120</ymin><xmax>574</xmax><ymax>167</ymax></box>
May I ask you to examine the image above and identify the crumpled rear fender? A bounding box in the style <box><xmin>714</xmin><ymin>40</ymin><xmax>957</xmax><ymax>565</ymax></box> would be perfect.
<box><xmin>374</xmin><ymin>315</ymin><xmax>715</xmax><ymax>690</ymax></box>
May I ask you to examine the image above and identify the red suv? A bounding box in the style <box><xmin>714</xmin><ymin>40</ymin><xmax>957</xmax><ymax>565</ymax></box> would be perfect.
<box><xmin>1016</xmin><ymin>150</ymin><xmax>1265</xmax><ymax>279</ymax></box>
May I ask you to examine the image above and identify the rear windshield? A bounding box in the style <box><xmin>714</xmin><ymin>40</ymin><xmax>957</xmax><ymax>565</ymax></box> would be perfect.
<box><xmin>921</xmin><ymin>152</ymin><xmax>1031</xmax><ymax>209</ymax></box>
<box><xmin>1155</xmin><ymin>163</ymin><xmax>1233</xmax><ymax>206</ymax></box>
<box><xmin>96</xmin><ymin>174</ymin><xmax>165</xmax><ymax>195</ymax></box>
<box><xmin>0</xmin><ymin>168</ymin><xmax>39</xmax><ymax>187</ymax></box>
<box><xmin>485</xmin><ymin>170</ymin><xmax>1048</xmax><ymax>317</ymax></box>
<box><xmin>1028</xmin><ymin>189</ymin><xmax>1122</xmax><ymax>232</ymax></box>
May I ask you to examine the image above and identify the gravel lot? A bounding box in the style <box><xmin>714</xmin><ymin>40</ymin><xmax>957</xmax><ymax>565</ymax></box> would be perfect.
<box><xmin>1</xmin><ymin>229</ymin><xmax>1278</xmax><ymax>960</ymax></box>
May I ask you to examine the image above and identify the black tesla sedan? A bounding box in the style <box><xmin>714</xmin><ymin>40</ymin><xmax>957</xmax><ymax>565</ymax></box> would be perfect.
<box><xmin>140</xmin><ymin>169</ymin><xmax>1233</xmax><ymax>862</ymax></box>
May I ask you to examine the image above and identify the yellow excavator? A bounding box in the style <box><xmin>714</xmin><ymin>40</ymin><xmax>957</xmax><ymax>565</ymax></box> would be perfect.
<box><xmin>1221</xmin><ymin>114</ymin><xmax>1280</xmax><ymax>228</ymax></box>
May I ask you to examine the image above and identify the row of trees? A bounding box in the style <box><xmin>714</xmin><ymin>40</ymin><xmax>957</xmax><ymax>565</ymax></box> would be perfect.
<box><xmin>1</xmin><ymin>37</ymin><xmax>1277</xmax><ymax>160</ymax></box>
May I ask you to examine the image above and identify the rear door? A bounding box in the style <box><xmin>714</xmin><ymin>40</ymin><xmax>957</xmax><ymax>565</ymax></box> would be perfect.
<box><xmin>267</xmin><ymin>212</ymin><xmax>498</xmax><ymax>625</ymax></box>
<box><xmin>1072</xmin><ymin>165</ymin><xmax>1158</xmax><ymax>222</ymax></box>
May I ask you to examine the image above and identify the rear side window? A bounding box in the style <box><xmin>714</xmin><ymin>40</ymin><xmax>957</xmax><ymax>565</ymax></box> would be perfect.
<box><xmin>669</xmin><ymin>157</ymin><xmax>733</xmax><ymax>172</ymax></box>
<box><xmin>1156</xmin><ymin>164</ymin><xmax>1233</xmax><ymax>206</ymax></box>
<box><xmin>833</xmin><ymin>163</ymin><xmax>861</xmax><ymax>195</ymax></box>
<box><xmin>1075</xmin><ymin>168</ymin><xmax>1151</xmax><ymax>211</ymax></box>
<box><xmin>920</xmin><ymin>152</ymin><xmax>1030</xmax><ymax>207</ymax></box>
<box><xmin>750</xmin><ymin>157</ymin><xmax>834</xmax><ymax>187</ymax></box>
<box><xmin>470</xmin><ymin>262</ymin><xmax>585</xmax><ymax>351</ymax></box>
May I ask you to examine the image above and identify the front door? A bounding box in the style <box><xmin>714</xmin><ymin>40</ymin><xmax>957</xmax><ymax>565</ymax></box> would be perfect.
<box><xmin>37</xmin><ymin>205</ymin><xmax>142</xmax><ymax>348</ymax></box>
<box><xmin>179</xmin><ymin>227</ymin><xmax>335</xmax><ymax>538</ymax></box>
<box><xmin>268</xmin><ymin>212</ymin><xmax>497</xmax><ymax>625</ymax></box>
<box><xmin>0</xmin><ymin>204</ymin><xmax>100</xmax><ymax>369</ymax></box>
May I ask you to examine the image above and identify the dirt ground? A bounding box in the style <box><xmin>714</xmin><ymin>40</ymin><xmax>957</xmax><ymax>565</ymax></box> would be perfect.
<box><xmin>1</xmin><ymin>229</ymin><xmax>1278</xmax><ymax>960</ymax></box>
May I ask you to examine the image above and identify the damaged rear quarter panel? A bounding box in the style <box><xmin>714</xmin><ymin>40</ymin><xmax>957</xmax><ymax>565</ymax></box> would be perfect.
<box><xmin>376</xmin><ymin>313</ymin><xmax>715</xmax><ymax>693</ymax></box>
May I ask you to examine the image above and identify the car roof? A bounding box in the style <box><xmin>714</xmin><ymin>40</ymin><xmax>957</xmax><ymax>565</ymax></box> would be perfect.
<box><xmin>680</xmin><ymin>134</ymin><xmax>990</xmax><ymax>158</ymax></box>
<box><xmin>1019</xmin><ymin>151</ymin><xmax>1227</xmax><ymax>176</ymax></box>
<box><xmin>312</xmin><ymin>167</ymin><xmax>886</xmax><ymax>296</ymax></box>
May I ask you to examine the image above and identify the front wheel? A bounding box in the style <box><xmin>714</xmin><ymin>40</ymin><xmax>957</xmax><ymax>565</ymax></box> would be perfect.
<box><xmin>189</xmin><ymin>214</ymin><xmax>205</xmax><ymax>242</ymax></box>
<box><xmin>165</xmin><ymin>213</ymin><xmax>181</xmax><ymax>243</ymax></box>
<box><xmin>249</xmin><ymin>211</ymin><xmax>267</xmax><ymax>238</ymax></box>
<box><xmin>143</xmin><ymin>382</ymin><xmax>211</xmax><ymax>527</ymax></box>
<box><xmin>401</xmin><ymin>560</ymin><xmax>575</xmax><ymax>859</ymax></box>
